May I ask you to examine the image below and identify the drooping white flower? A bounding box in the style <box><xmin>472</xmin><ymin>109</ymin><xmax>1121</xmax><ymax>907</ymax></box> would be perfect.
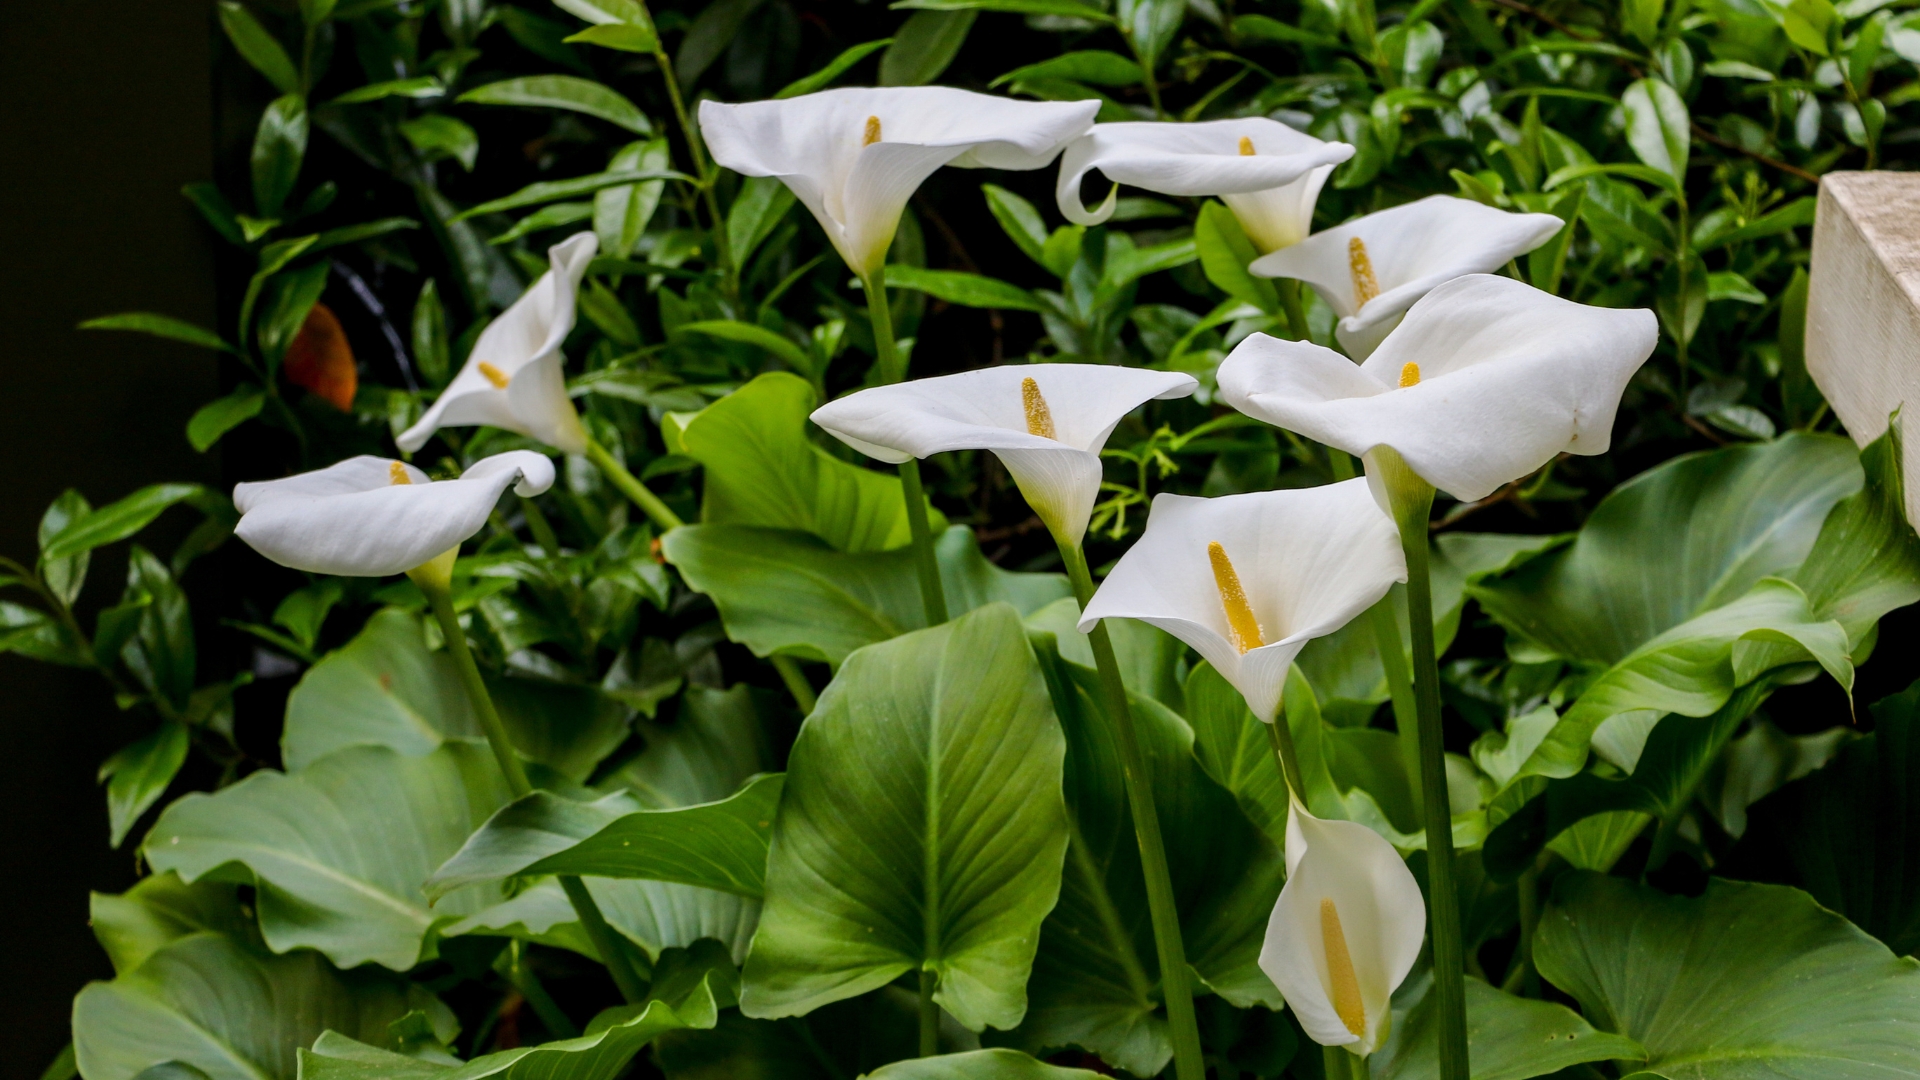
<box><xmin>1076</xmin><ymin>479</ymin><xmax>1404</xmax><ymax>722</ymax></box>
<box><xmin>1249</xmin><ymin>196</ymin><xmax>1565</xmax><ymax>357</ymax></box>
<box><xmin>1218</xmin><ymin>274</ymin><xmax>1658</xmax><ymax>503</ymax></box>
<box><xmin>1261</xmin><ymin>794</ymin><xmax>1426</xmax><ymax>1057</ymax></box>
<box><xmin>1055</xmin><ymin>118</ymin><xmax>1354</xmax><ymax>252</ymax></box>
<box><xmin>233</xmin><ymin>451</ymin><xmax>555</xmax><ymax>577</ymax></box>
<box><xmin>809</xmin><ymin>364</ymin><xmax>1196</xmax><ymax>548</ymax></box>
<box><xmin>397</xmin><ymin>233</ymin><xmax>597</xmax><ymax>455</ymax></box>
<box><xmin>700</xmin><ymin>88</ymin><xmax>1098</xmax><ymax>277</ymax></box>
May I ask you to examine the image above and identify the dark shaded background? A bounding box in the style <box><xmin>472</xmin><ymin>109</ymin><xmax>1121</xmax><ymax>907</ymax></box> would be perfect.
<box><xmin>0</xmin><ymin>1</ymin><xmax>219</xmax><ymax>1070</ymax></box>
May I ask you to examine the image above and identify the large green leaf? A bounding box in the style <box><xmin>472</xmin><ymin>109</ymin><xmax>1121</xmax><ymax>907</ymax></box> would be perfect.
<box><xmin>284</xmin><ymin>609</ymin><xmax>629</xmax><ymax>781</ymax></box>
<box><xmin>992</xmin><ymin>639</ymin><xmax>1283</xmax><ymax>1077</ymax></box>
<box><xmin>89</xmin><ymin>873</ymin><xmax>258</xmax><ymax>977</ymax></box>
<box><xmin>427</xmin><ymin>773</ymin><xmax>781</xmax><ymax>899</ymax></box>
<box><xmin>299</xmin><ymin>979</ymin><xmax>720</xmax><ymax>1080</ymax></box>
<box><xmin>1735</xmin><ymin>679</ymin><xmax>1920</xmax><ymax>956</ymax></box>
<box><xmin>1023</xmin><ymin>596</ymin><xmax>1185</xmax><ymax>711</ymax></box>
<box><xmin>1372</xmin><ymin>971</ymin><xmax>1644</xmax><ymax>1080</ymax></box>
<box><xmin>676</xmin><ymin>372</ymin><xmax>942</xmax><ymax>552</ymax></box>
<box><xmin>1471</xmin><ymin>434</ymin><xmax>1859</xmax><ymax>666</ymax></box>
<box><xmin>863</xmin><ymin>1050</ymin><xmax>1102</xmax><ymax>1079</ymax></box>
<box><xmin>739</xmin><ymin>603</ymin><xmax>1070</xmax><ymax>1032</ymax></box>
<box><xmin>1536</xmin><ymin>873</ymin><xmax>1920</xmax><ymax>1079</ymax></box>
<box><xmin>144</xmin><ymin>743</ymin><xmax>512</xmax><ymax>970</ymax></box>
<box><xmin>663</xmin><ymin>524</ymin><xmax>1070</xmax><ymax>668</ymax></box>
<box><xmin>72</xmin><ymin>932</ymin><xmax>452</xmax><ymax>1080</ymax></box>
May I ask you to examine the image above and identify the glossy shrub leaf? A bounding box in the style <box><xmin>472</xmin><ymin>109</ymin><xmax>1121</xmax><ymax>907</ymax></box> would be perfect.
<box><xmin>79</xmin><ymin>313</ymin><xmax>236</xmax><ymax>353</ymax></box>
<box><xmin>458</xmin><ymin>76</ymin><xmax>652</xmax><ymax>135</ymax></box>
<box><xmin>72</xmin><ymin>932</ymin><xmax>452</xmax><ymax>1080</ymax></box>
<box><xmin>400</xmin><ymin>114</ymin><xmax>479</xmax><ymax>171</ymax></box>
<box><xmin>1473</xmin><ymin>434</ymin><xmax>1859</xmax><ymax>666</ymax></box>
<box><xmin>121</xmin><ymin>546</ymin><xmax>195</xmax><ymax>710</ymax></box>
<box><xmin>217</xmin><ymin>2</ymin><xmax>300</xmax><ymax>95</ymax></box>
<box><xmin>144</xmin><ymin>743</ymin><xmax>513</xmax><ymax>970</ymax></box>
<box><xmin>452</xmin><ymin>167</ymin><xmax>686</xmax><ymax>220</ymax></box>
<box><xmin>283</xmin><ymin>609</ymin><xmax>630</xmax><ymax>780</ymax></box>
<box><xmin>982</xmin><ymin>184</ymin><xmax>1051</xmax><ymax>270</ymax></box>
<box><xmin>663</xmin><ymin>524</ymin><xmax>1069</xmax><ymax>668</ymax></box>
<box><xmin>884</xmin><ymin>265</ymin><xmax>1047</xmax><ymax>312</ymax></box>
<box><xmin>186</xmin><ymin>387</ymin><xmax>265</xmax><ymax>453</ymax></box>
<box><xmin>596</xmin><ymin>138</ymin><xmax>670</xmax><ymax>258</ymax></box>
<box><xmin>990</xmin><ymin>50</ymin><xmax>1143</xmax><ymax>87</ymax></box>
<box><xmin>428</xmin><ymin>773</ymin><xmax>782</xmax><ymax>899</ymax></box>
<box><xmin>881</xmin><ymin>10</ymin><xmax>976</xmax><ymax>86</ymax></box>
<box><xmin>39</xmin><ymin>488</ymin><xmax>92</xmax><ymax>607</ymax></box>
<box><xmin>251</xmin><ymin>94</ymin><xmax>307</xmax><ymax>219</ymax></box>
<box><xmin>864</xmin><ymin>1050</ymin><xmax>1103</xmax><ymax>1079</ymax></box>
<box><xmin>1372</xmin><ymin>970</ymin><xmax>1644</xmax><ymax>1080</ymax></box>
<box><xmin>1788</xmin><ymin>420</ymin><xmax>1920</xmax><ymax>644</ymax></box>
<box><xmin>780</xmin><ymin>38</ymin><xmax>892</xmax><ymax>97</ymax></box>
<box><xmin>1735</xmin><ymin>679</ymin><xmax>1920</xmax><ymax>955</ymax></box>
<box><xmin>566</xmin><ymin>22</ymin><xmax>662</xmax><ymax>52</ymax></box>
<box><xmin>300</xmin><ymin>988</ymin><xmax>719</xmax><ymax>1080</ymax></box>
<box><xmin>1537</xmin><ymin>873</ymin><xmax>1920</xmax><ymax>1078</ymax></box>
<box><xmin>674</xmin><ymin>373</ymin><xmax>942</xmax><ymax>552</ymax></box>
<box><xmin>740</xmin><ymin>603</ymin><xmax>1070</xmax><ymax>1032</ymax></box>
<box><xmin>998</xmin><ymin>642</ymin><xmax>1283</xmax><ymax>1076</ymax></box>
<box><xmin>40</xmin><ymin>483</ymin><xmax>206</xmax><ymax>563</ymax></box>
<box><xmin>678</xmin><ymin>320</ymin><xmax>811</xmax><ymax>371</ymax></box>
<box><xmin>1621</xmin><ymin>77</ymin><xmax>1690</xmax><ymax>180</ymax></box>
<box><xmin>726</xmin><ymin>176</ymin><xmax>797</xmax><ymax>269</ymax></box>
<box><xmin>100</xmin><ymin>722</ymin><xmax>189</xmax><ymax>848</ymax></box>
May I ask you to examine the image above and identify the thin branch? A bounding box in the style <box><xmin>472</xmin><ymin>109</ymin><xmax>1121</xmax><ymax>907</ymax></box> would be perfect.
<box><xmin>1690</xmin><ymin>122</ymin><xmax>1822</xmax><ymax>185</ymax></box>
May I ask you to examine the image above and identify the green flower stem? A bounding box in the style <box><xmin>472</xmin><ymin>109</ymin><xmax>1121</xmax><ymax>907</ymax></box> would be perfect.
<box><xmin>772</xmin><ymin>654</ymin><xmax>817</xmax><ymax>715</ymax></box>
<box><xmin>502</xmin><ymin>939</ymin><xmax>579</xmax><ymax>1038</ymax></box>
<box><xmin>585</xmin><ymin>436</ymin><xmax>685</xmax><ymax>532</ymax></box>
<box><xmin>1501</xmin><ymin>856</ymin><xmax>1543</xmax><ymax>997</ymax></box>
<box><xmin>1278</xmin><ymin>280</ymin><xmax>1312</xmax><ymax>342</ymax></box>
<box><xmin>918</xmin><ymin>968</ymin><xmax>940</xmax><ymax>1057</ymax></box>
<box><xmin>860</xmin><ymin>268</ymin><xmax>950</xmax><ymax>626</ymax></box>
<box><xmin>1326</xmin><ymin>449</ymin><xmax>1422</xmax><ymax>805</ymax></box>
<box><xmin>631</xmin><ymin>0</ymin><xmax>734</xmax><ymax>292</ymax></box>
<box><xmin>519</xmin><ymin>494</ymin><xmax>562</xmax><ymax>558</ymax></box>
<box><xmin>1265</xmin><ymin>705</ymin><xmax>1308</xmax><ymax>800</ymax></box>
<box><xmin>1059</xmin><ymin>541</ymin><xmax>1206</xmax><ymax>1080</ymax></box>
<box><xmin>420</xmin><ymin>578</ymin><xmax>650</xmax><ymax>1006</ymax></box>
<box><xmin>1368</xmin><ymin>447</ymin><xmax>1469</xmax><ymax>1080</ymax></box>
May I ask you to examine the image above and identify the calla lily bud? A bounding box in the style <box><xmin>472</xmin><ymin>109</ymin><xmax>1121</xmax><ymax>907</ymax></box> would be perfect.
<box><xmin>1218</xmin><ymin>274</ymin><xmax>1657</xmax><ymax>504</ymax></box>
<box><xmin>1054</xmin><ymin>119</ymin><xmax>1354</xmax><ymax>252</ymax></box>
<box><xmin>397</xmin><ymin>233</ymin><xmax>597</xmax><ymax>455</ymax></box>
<box><xmin>700</xmin><ymin>88</ymin><xmax>1099</xmax><ymax>277</ymax></box>
<box><xmin>233</xmin><ymin>451</ymin><xmax>556</xmax><ymax>577</ymax></box>
<box><xmin>1076</xmin><ymin>478</ymin><xmax>1404</xmax><ymax>722</ymax></box>
<box><xmin>809</xmin><ymin>364</ymin><xmax>1196</xmax><ymax>548</ymax></box>
<box><xmin>1261</xmin><ymin>795</ymin><xmax>1426</xmax><ymax>1057</ymax></box>
<box><xmin>1248</xmin><ymin>195</ymin><xmax>1565</xmax><ymax>358</ymax></box>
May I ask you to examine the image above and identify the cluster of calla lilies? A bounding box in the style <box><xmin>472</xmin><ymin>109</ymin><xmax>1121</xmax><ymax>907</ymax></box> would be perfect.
<box><xmin>229</xmin><ymin>83</ymin><xmax>1656</xmax><ymax>1079</ymax></box>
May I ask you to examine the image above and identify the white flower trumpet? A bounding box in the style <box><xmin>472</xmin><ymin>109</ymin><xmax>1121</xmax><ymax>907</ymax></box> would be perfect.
<box><xmin>809</xmin><ymin>364</ymin><xmax>1196</xmax><ymax>548</ymax></box>
<box><xmin>1054</xmin><ymin>118</ymin><xmax>1354</xmax><ymax>253</ymax></box>
<box><xmin>397</xmin><ymin>233</ymin><xmax>598</xmax><ymax>455</ymax></box>
<box><xmin>1249</xmin><ymin>195</ymin><xmax>1564</xmax><ymax>357</ymax></box>
<box><xmin>1261</xmin><ymin>794</ymin><xmax>1426</xmax><ymax>1057</ymax></box>
<box><xmin>233</xmin><ymin>451</ymin><xmax>555</xmax><ymax>578</ymax></box>
<box><xmin>1218</xmin><ymin>274</ymin><xmax>1658</xmax><ymax>503</ymax></box>
<box><xmin>700</xmin><ymin>88</ymin><xmax>1098</xmax><ymax>277</ymax></box>
<box><xmin>1076</xmin><ymin>478</ymin><xmax>1405</xmax><ymax>723</ymax></box>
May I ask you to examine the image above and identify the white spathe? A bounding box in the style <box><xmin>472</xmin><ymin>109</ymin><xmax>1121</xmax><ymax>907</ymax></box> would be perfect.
<box><xmin>1218</xmin><ymin>274</ymin><xmax>1658</xmax><ymax>504</ymax></box>
<box><xmin>233</xmin><ymin>451</ymin><xmax>556</xmax><ymax>577</ymax></box>
<box><xmin>1054</xmin><ymin>118</ymin><xmax>1353</xmax><ymax>252</ymax></box>
<box><xmin>700</xmin><ymin>88</ymin><xmax>1098</xmax><ymax>276</ymax></box>
<box><xmin>397</xmin><ymin>233</ymin><xmax>597</xmax><ymax>455</ymax></box>
<box><xmin>1261</xmin><ymin>796</ymin><xmax>1426</xmax><ymax>1056</ymax></box>
<box><xmin>809</xmin><ymin>364</ymin><xmax>1196</xmax><ymax>548</ymax></box>
<box><xmin>1249</xmin><ymin>195</ymin><xmax>1564</xmax><ymax>357</ymax></box>
<box><xmin>1076</xmin><ymin>479</ymin><xmax>1404</xmax><ymax>722</ymax></box>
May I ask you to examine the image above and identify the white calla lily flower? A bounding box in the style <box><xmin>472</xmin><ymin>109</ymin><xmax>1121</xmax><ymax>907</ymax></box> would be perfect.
<box><xmin>699</xmin><ymin>88</ymin><xmax>1099</xmax><ymax>277</ymax></box>
<box><xmin>1262</xmin><ymin>793</ymin><xmax>1426</xmax><ymax>1057</ymax></box>
<box><xmin>809</xmin><ymin>364</ymin><xmax>1196</xmax><ymax>548</ymax></box>
<box><xmin>233</xmin><ymin>451</ymin><xmax>556</xmax><ymax>577</ymax></box>
<box><xmin>1054</xmin><ymin>119</ymin><xmax>1354</xmax><ymax>252</ymax></box>
<box><xmin>1076</xmin><ymin>479</ymin><xmax>1404</xmax><ymax>722</ymax></box>
<box><xmin>1249</xmin><ymin>195</ymin><xmax>1564</xmax><ymax>357</ymax></box>
<box><xmin>1219</xmin><ymin>274</ymin><xmax>1658</xmax><ymax>504</ymax></box>
<box><xmin>397</xmin><ymin>233</ymin><xmax>598</xmax><ymax>455</ymax></box>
